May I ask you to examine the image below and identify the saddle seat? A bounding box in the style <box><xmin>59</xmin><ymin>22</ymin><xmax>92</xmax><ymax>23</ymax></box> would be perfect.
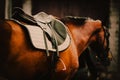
<box><xmin>12</xmin><ymin>7</ymin><xmax>71</xmax><ymax>52</ymax></box>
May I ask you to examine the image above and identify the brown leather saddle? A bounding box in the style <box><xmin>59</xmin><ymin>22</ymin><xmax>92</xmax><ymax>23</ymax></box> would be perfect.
<box><xmin>12</xmin><ymin>7</ymin><xmax>70</xmax><ymax>57</ymax></box>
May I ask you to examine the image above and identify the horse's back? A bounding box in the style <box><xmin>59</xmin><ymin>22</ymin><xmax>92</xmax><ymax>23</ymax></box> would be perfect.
<box><xmin>0</xmin><ymin>20</ymin><xmax>79</xmax><ymax>80</ymax></box>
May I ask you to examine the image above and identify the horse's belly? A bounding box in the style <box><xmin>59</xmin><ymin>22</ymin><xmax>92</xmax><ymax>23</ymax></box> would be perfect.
<box><xmin>53</xmin><ymin>47</ymin><xmax>79</xmax><ymax>80</ymax></box>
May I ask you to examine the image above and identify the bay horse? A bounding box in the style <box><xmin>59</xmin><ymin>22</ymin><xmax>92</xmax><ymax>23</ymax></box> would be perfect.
<box><xmin>61</xmin><ymin>17</ymin><xmax>111</xmax><ymax>80</ymax></box>
<box><xmin>0</xmin><ymin>12</ymin><xmax>110</xmax><ymax>80</ymax></box>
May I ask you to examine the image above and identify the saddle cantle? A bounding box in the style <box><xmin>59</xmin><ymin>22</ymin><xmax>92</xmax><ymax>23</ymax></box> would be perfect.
<box><xmin>12</xmin><ymin>7</ymin><xmax>36</xmax><ymax>25</ymax></box>
<box><xmin>12</xmin><ymin>7</ymin><xmax>71</xmax><ymax>53</ymax></box>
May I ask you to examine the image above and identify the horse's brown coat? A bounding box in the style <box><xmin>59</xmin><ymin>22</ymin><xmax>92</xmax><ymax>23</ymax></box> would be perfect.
<box><xmin>0</xmin><ymin>18</ymin><xmax>108</xmax><ymax>80</ymax></box>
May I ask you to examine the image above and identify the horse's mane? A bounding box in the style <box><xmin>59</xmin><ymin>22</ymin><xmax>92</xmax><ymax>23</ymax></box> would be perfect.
<box><xmin>60</xmin><ymin>16</ymin><xmax>89</xmax><ymax>26</ymax></box>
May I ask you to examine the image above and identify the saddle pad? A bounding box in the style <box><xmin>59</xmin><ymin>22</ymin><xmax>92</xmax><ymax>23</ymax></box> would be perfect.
<box><xmin>24</xmin><ymin>24</ymin><xmax>71</xmax><ymax>52</ymax></box>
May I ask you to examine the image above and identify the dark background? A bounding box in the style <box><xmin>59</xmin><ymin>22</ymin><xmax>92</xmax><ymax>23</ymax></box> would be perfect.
<box><xmin>0</xmin><ymin>0</ymin><xmax>110</xmax><ymax>26</ymax></box>
<box><xmin>0</xmin><ymin>0</ymin><xmax>120</xmax><ymax>80</ymax></box>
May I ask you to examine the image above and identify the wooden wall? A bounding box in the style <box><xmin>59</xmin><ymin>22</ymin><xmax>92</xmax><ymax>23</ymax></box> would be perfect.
<box><xmin>0</xmin><ymin>0</ymin><xmax>110</xmax><ymax>26</ymax></box>
<box><xmin>32</xmin><ymin>0</ymin><xmax>110</xmax><ymax>26</ymax></box>
<box><xmin>109</xmin><ymin>0</ymin><xmax>120</xmax><ymax>79</ymax></box>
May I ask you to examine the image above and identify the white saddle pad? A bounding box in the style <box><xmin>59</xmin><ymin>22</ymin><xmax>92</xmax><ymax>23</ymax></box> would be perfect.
<box><xmin>24</xmin><ymin>25</ymin><xmax>71</xmax><ymax>52</ymax></box>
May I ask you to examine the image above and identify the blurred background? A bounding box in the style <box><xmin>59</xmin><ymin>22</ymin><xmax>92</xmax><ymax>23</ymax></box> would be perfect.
<box><xmin>0</xmin><ymin>0</ymin><xmax>120</xmax><ymax>80</ymax></box>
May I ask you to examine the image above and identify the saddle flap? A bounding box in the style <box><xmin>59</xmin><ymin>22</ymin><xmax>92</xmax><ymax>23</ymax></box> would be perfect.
<box><xmin>12</xmin><ymin>7</ymin><xmax>37</xmax><ymax>25</ymax></box>
<box><xmin>50</xmin><ymin>19</ymin><xmax>67</xmax><ymax>45</ymax></box>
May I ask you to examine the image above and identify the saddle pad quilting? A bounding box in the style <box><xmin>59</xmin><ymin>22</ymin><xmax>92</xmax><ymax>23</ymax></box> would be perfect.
<box><xmin>24</xmin><ymin>25</ymin><xmax>71</xmax><ymax>52</ymax></box>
